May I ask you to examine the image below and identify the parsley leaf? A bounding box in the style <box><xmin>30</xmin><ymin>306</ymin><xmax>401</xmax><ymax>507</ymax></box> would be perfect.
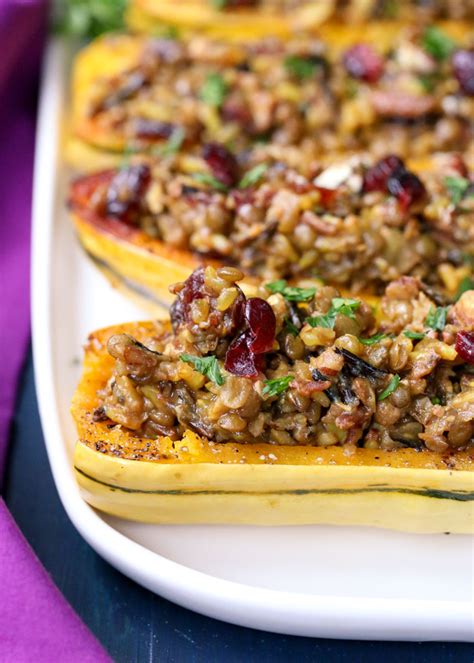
<box><xmin>180</xmin><ymin>354</ymin><xmax>225</xmax><ymax>386</ymax></box>
<box><xmin>444</xmin><ymin>176</ymin><xmax>471</xmax><ymax>206</ymax></box>
<box><xmin>425</xmin><ymin>305</ymin><xmax>448</xmax><ymax>332</ymax></box>
<box><xmin>284</xmin><ymin>55</ymin><xmax>318</xmax><ymax>80</ymax></box>
<box><xmin>307</xmin><ymin>311</ymin><xmax>336</xmax><ymax>329</ymax></box>
<box><xmin>418</xmin><ymin>72</ymin><xmax>440</xmax><ymax>93</ymax></box>
<box><xmin>262</xmin><ymin>375</ymin><xmax>294</xmax><ymax>397</ymax></box>
<box><xmin>192</xmin><ymin>172</ymin><xmax>229</xmax><ymax>192</ymax></box>
<box><xmin>153</xmin><ymin>127</ymin><xmax>185</xmax><ymax>157</ymax></box>
<box><xmin>431</xmin><ymin>396</ymin><xmax>441</xmax><ymax>405</ymax></box>
<box><xmin>456</xmin><ymin>277</ymin><xmax>474</xmax><ymax>300</ymax></box>
<box><xmin>285</xmin><ymin>319</ymin><xmax>300</xmax><ymax>336</ymax></box>
<box><xmin>307</xmin><ymin>297</ymin><xmax>360</xmax><ymax>329</ymax></box>
<box><xmin>403</xmin><ymin>330</ymin><xmax>426</xmax><ymax>340</ymax></box>
<box><xmin>200</xmin><ymin>72</ymin><xmax>228</xmax><ymax>108</ymax></box>
<box><xmin>331</xmin><ymin>297</ymin><xmax>360</xmax><ymax>320</ymax></box>
<box><xmin>54</xmin><ymin>0</ymin><xmax>126</xmax><ymax>38</ymax></box>
<box><xmin>238</xmin><ymin>163</ymin><xmax>269</xmax><ymax>189</ymax></box>
<box><xmin>211</xmin><ymin>0</ymin><xmax>228</xmax><ymax>8</ymax></box>
<box><xmin>422</xmin><ymin>26</ymin><xmax>457</xmax><ymax>61</ymax></box>
<box><xmin>378</xmin><ymin>375</ymin><xmax>401</xmax><ymax>401</ymax></box>
<box><xmin>359</xmin><ymin>333</ymin><xmax>388</xmax><ymax>346</ymax></box>
<box><xmin>266</xmin><ymin>279</ymin><xmax>317</xmax><ymax>302</ymax></box>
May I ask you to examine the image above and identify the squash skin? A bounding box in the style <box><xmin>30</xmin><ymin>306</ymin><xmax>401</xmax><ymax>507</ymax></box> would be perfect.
<box><xmin>72</xmin><ymin>321</ymin><xmax>474</xmax><ymax>532</ymax></box>
<box><xmin>71</xmin><ymin>208</ymin><xmax>383</xmax><ymax>312</ymax></box>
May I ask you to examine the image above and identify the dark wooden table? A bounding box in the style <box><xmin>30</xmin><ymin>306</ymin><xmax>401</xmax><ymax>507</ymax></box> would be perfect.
<box><xmin>4</xmin><ymin>350</ymin><xmax>473</xmax><ymax>662</ymax></box>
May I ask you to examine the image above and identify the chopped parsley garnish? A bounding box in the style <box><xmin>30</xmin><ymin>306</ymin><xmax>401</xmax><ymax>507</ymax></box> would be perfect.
<box><xmin>163</xmin><ymin>25</ymin><xmax>180</xmax><ymax>39</ymax></box>
<box><xmin>378</xmin><ymin>375</ymin><xmax>401</xmax><ymax>401</ymax></box>
<box><xmin>262</xmin><ymin>375</ymin><xmax>294</xmax><ymax>397</ymax></box>
<box><xmin>192</xmin><ymin>172</ymin><xmax>229</xmax><ymax>192</ymax></box>
<box><xmin>456</xmin><ymin>277</ymin><xmax>474</xmax><ymax>300</ymax></box>
<box><xmin>359</xmin><ymin>333</ymin><xmax>388</xmax><ymax>346</ymax></box>
<box><xmin>425</xmin><ymin>305</ymin><xmax>449</xmax><ymax>332</ymax></box>
<box><xmin>154</xmin><ymin>127</ymin><xmax>185</xmax><ymax>157</ymax></box>
<box><xmin>403</xmin><ymin>330</ymin><xmax>426</xmax><ymax>340</ymax></box>
<box><xmin>431</xmin><ymin>396</ymin><xmax>441</xmax><ymax>405</ymax></box>
<box><xmin>444</xmin><ymin>176</ymin><xmax>471</xmax><ymax>206</ymax></box>
<box><xmin>200</xmin><ymin>72</ymin><xmax>227</xmax><ymax>108</ymax></box>
<box><xmin>54</xmin><ymin>0</ymin><xmax>126</xmax><ymax>38</ymax></box>
<box><xmin>307</xmin><ymin>297</ymin><xmax>360</xmax><ymax>329</ymax></box>
<box><xmin>307</xmin><ymin>311</ymin><xmax>336</xmax><ymax>329</ymax></box>
<box><xmin>422</xmin><ymin>26</ymin><xmax>457</xmax><ymax>61</ymax></box>
<box><xmin>284</xmin><ymin>55</ymin><xmax>318</xmax><ymax>80</ymax></box>
<box><xmin>211</xmin><ymin>0</ymin><xmax>227</xmax><ymax>8</ymax></box>
<box><xmin>238</xmin><ymin>163</ymin><xmax>269</xmax><ymax>189</ymax></box>
<box><xmin>331</xmin><ymin>297</ymin><xmax>360</xmax><ymax>320</ymax></box>
<box><xmin>266</xmin><ymin>279</ymin><xmax>316</xmax><ymax>302</ymax></box>
<box><xmin>180</xmin><ymin>354</ymin><xmax>225</xmax><ymax>386</ymax></box>
<box><xmin>119</xmin><ymin>144</ymin><xmax>136</xmax><ymax>171</ymax></box>
<box><xmin>418</xmin><ymin>72</ymin><xmax>440</xmax><ymax>93</ymax></box>
<box><xmin>285</xmin><ymin>318</ymin><xmax>300</xmax><ymax>336</ymax></box>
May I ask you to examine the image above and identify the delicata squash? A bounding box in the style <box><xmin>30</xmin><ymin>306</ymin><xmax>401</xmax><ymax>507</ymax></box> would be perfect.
<box><xmin>69</xmin><ymin>152</ymin><xmax>474</xmax><ymax>308</ymax></box>
<box><xmin>68</xmin><ymin>25</ymin><xmax>473</xmax><ymax>170</ymax></box>
<box><xmin>126</xmin><ymin>0</ymin><xmax>474</xmax><ymax>39</ymax></box>
<box><xmin>72</xmin><ymin>266</ymin><xmax>474</xmax><ymax>531</ymax></box>
<box><xmin>126</xmin><ymin>0</ymin><xmax>334</xmax><ymax>40</ymax></box>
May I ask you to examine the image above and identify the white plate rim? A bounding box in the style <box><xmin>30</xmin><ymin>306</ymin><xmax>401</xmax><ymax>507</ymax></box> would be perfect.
<box><xmin>30</xmin><ymin>39</ymin><xmax>474</xmax><ymax>642</ymax></box>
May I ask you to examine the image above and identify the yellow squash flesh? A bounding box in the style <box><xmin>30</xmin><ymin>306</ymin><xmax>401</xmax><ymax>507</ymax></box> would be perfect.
<box><xmin>126</xmin><ymin>0</ymin><xmax>335</xmax><ymax>40</ymax></box>
<box><xmin>72</xmin><ymin>321</ymin><xmax>474</xmax><ymax>532</ymax></box>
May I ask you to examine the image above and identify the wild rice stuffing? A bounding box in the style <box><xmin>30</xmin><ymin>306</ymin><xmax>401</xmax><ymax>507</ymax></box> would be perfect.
<box><xmin>83</xmin><ymin>30</ymin><xmax>474</xmax><ymax>159</ymax></box>
<box><xmin>97</xmin><ymin>266</ymin><xmax>474</xmax><ymax>451</ymax></box>
<box><xmin>71</xmin><ymin>152</ymin><xmax>474</xmax><ymax>292</ymax></box>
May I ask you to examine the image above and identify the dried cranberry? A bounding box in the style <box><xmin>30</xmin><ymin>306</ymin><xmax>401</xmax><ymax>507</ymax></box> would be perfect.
<box><xmin>362</xmin><ymin>155</ymin><xmax>405</xmax><ymax>193</ymax></box>
<box><xmin>202</xmin><ymin>142</ymin><xmax>238</xmax><ymax>188</ymax></box>
<box><xmin>224</xmin><ymin>297</ymin><xmax>275</xmax><ymax>377</ymax></box>
<box><xmin>231</xmin><ymin>187</ymin><xmax>256</xmax><ymax>209</ymax></box>
<box><xmin>343</xmin><ymin>44</ymin><xmax>384</xmax><ymax>83</ymax></box>
<box><xmin>455</xmin><ymin>331</ymin><xmax>474</xmax><ymax>364</ymax></box>
<box><xmin>452</xmin><ymin>49</ymin><xmax>474</xmax><ymax>96</ymax></box>
<box><xmin>314</xmin><ymin>186</ymin><xmax>338</xmax><ymax>207</ymax></box>
<box><xmin>221</xmin><ymin>98</ymin><xmax>254</xmax><ymax>128</ymax></box>
<box><xmin>224</xmin><ymin>332</ymin><xmax>263</xmax><ymax>378</ymax></box>
<box><xmin>106</xmin><ymin>164</ymin><xmax>151</xmax><ymax>224</ymax></box>
<box><xmin>244</xmin><ymin>298</ymin><xmax>276</xmax><ymax>353</ymax></box>
<box><xmin>170</xmin><ymin>267</ymin><xmax>206</xmax><ymax>331</ymax></box>
<box><xmin>387</xmin><ymin>168</ymin><xmax>426</xmax><ymax>211</ymax></box>
<box><xmin>133</xmin><ymin>118</ymin><xmax>175</xmax><ymax>140</ymax></box>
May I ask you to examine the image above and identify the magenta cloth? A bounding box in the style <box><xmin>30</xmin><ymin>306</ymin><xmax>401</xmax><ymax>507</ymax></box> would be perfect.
<box><xmin>0</xmin><ymin>2</ymin><xmax>110</xmax><ymax>661</ymax></box>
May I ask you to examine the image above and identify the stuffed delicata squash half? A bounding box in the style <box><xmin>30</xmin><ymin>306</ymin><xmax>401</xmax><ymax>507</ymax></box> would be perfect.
<box><xmin>68</xmin><ymin>25</ymin><xmax>473</xmax><ymax>170</ymax></box>
<box><xmin>126</xmin><ymin>0</ymin><xmax>335</xmax><ymax>40</ymax></box>
<box><xmin>69</xmin><ymin>151</ymin><xmax>474</xmax><ymax>308</ymax></box>
<box><xmin>126</xmin><ymin>0</ymin><xmax>474</xmax><ymax>38</ymax></box>
<box><xmin>72</xmin><ymin>266</ymin><xmax>474</xmax><ymax>531</ymax></box>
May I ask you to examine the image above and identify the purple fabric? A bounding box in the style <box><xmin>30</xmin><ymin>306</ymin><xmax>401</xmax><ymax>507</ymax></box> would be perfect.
<box><xmin>0</xmin><ymin>2</ymin><xmax>111</xmax><ymax>661</ymax></box>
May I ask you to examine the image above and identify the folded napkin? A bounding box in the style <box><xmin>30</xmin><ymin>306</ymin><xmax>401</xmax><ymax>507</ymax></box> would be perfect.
<box><xmin>0</xmin><ymin>2</ymin><xmax>110</xmax><ymax>660</ymax></box>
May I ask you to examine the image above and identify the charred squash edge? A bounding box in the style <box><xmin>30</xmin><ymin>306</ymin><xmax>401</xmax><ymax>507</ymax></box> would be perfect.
<box><xmin>72</xmin><ymin>321</ymin><xmax>474</xmax><ymax>532</ymax></box>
